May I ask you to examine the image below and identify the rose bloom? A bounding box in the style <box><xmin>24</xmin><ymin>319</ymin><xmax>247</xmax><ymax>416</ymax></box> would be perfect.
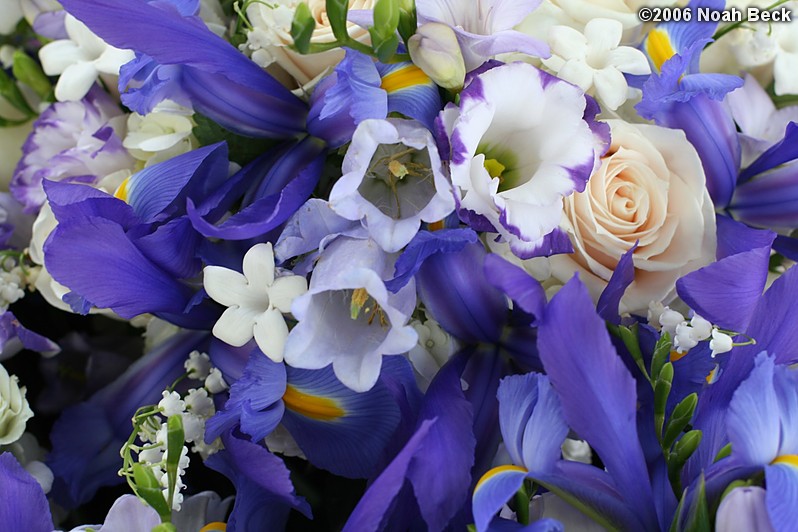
<box><xmin>549</xmin><ymin>119</ymin><xmax>717</xmax><ymax>315</ymax></box>
<box><xmin>244</xmin><ymin>0</ymin><xmax>374</xmax><ymax>87</ymax></box>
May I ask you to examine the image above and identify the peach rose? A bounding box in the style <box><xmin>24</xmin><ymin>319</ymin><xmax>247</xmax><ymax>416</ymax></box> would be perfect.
<box><xmin>549</xmin><ymin>119</ymin><xmax>716</xmax><ymax>314</ymax></box>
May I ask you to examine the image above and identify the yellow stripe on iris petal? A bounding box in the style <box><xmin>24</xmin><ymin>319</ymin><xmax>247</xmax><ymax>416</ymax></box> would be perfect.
<box><xmin>475</xmin><ymin>464</ymin><xmax>529</xmax><ymax>491</ymax></box>
<box><xmin>199</xmin><ymin>523</ymin><xmax>227</xmax><ymax>532</ymax></box>
<box><xmin>113</xmin><ymin>176</ymin><xmax>130</xmax><ymax>202</ymax></box>
<box><xmin>670</xmin><ymin>350</ymin><xmax>687</xmax><ymax>362</ymax></box>
<box><xmin>283</xmin><ymin>385</ymin><xmax>345</xmax><ymax>421</ymax></box>
<box><xmin>645</xmin><ymin>29</ymin><xmax>676</xmax><ymax>72</ymax></box>
<box><xmin>772</xmin><ymin>455</ymin><xmax>798</xmax><ymax>468</ymax></box>
<box><xmin>380</xmin><ymin>65</ymin><xmax>431</xmax><ymax>93</ymax></box>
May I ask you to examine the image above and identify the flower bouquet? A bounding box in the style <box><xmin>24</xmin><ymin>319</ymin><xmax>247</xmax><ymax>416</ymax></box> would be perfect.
<box><xmin>0</xmin><ymin>0</ymin><xmax>797</xmax><ymax>530</ymax></box>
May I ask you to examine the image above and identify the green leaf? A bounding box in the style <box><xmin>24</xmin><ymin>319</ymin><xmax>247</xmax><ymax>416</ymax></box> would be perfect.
<box><xmin>650</xmin><ymin>331</ymin><xmax>672</xmax><ymax>383</ymax></box>
<box><xmin>165</xmin><ymin>414</ymin><xmax>184</xmax><ymax>510</ymax></box>
<box><xmin>669</xmin><ymin>490</ymin><xmax>687</xmax><ymax>532</ymax></box>
<box><xmin>132</xmin><ymin>463</ymin><xmax>171</xmax><ymax>519</ymax></box>
<box><xmin>291</xmin><ymin>2</ymin><xmax>316</xmax><ymax>54</ymax></box>
<box><xmin>397</xmin><ymin>7</ymin><xmax>417</xmax><ymax>46</ymax></box>
<box><xmin>663</xmin><ymin>393</ymin><xmax>698</xmax><ymax>450</ymax></box>
<box><xmin>684</xmin><ymin>474</ymin><xmax>711</xmax><ymax>532</ymax></box>
<box><xmin>713</xmin><ymin>442</ymin><xmax>732</xmax><ymax>463</ymax></box>
<box><xmin>531</xmin><ymin>476</ymin><xmax>622</xmax><ymax>532</ymax></box>
<box><xmin>326</xmin><ymin>0</ymin><xmax>350</xmax><ymax>42</ymax></box>
<box><xmin>12</xmin><ymin>50</ymin><xmax>52</xmax><ymax>100</ymax></box>
<box><xmin>151</xmin><ymin>524</ymin><xmax>177</xmax><ymax>532</ymax></box>
<box><xmin>0</xmin><ymin>68</ymin><xmax>35</xmax><ymax>118</ymax></box>
<box><xmin>617</xmin><ymin>324</ymin><xmax>650</xmax><ymax>381</ymax></box>
<box><xmin>192</xmin><ymin>114</ymin><xmax>276</xmax><ymax>166</ymax></box>
<box><xmin>654</xmin><ymin>362</ymin><xmax>674</xmax><ymax>440</ymax></box>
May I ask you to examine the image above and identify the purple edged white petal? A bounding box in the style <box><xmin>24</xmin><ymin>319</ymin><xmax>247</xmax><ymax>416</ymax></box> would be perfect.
<box><xmin>440</xmin><ymin>62</ymin><xmax>608</xmax><ymax>259</ymax></box>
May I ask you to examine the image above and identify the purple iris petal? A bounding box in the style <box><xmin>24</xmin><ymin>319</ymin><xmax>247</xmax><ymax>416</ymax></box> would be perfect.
<box><xmin>416</xmin><ymin>241</ymin><xmax>508</xmax><ymax>343</ymax></box>
<box><xmin>60</xmin><ymin>0</ymin><xmax>308</xmax><ymax>138</ymax></box>
<box><xmin>731</xmin><ymin>161</ymin><xmax>798</xmax><ymax>229</ymax></box>
<box><xmin>764</xmin><ymin>464</ymin><xmax>798</xmax><ymax>531</ymax></box>
<box><xmin>0</xmin><ymin>453</ymin><xmax>53</xmax><ymax>532</ymax></box>
<box><xmin>715</xmin><ymin>214</ymin><xmax>776</xmax><ymax>260</ymax></box>
<box><xmin>739</xmin><ymin>122</ymin><xmax>798</xmax><ymax>183</ymax></box>
<box><xmin>596</xmin><ymin>242</ymin><xmax>637</xmax><ymax>324</ymax></box>
<box><xmin>483</xmin><ymin>254</ymin><xmax>545</xmax><ymax>323</ymax></box>
<box><xmin>537</xmin><ymin>276</ymin><xmax>658</xmax><ymax>530</ymax></box>
<box><xmin>205</xmin><ymin>430</ymin><xmax>311</xmax><ymax>531</ymax></box>
<box><xmin>472</xmin><ymin>467</ymin><xmax>528</xmax><ymax>532</ymax></box>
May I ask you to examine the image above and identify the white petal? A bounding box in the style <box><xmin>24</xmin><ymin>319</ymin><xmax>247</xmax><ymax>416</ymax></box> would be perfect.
<box><xmin>93</xmin><ymin>47</ymin><xmax>135</xmax><ymax>75</ymax></box>
<box><xmin>212</xmin><ymin>307</ymin><xmax>256</xmax><ymax>347</ymax></box>
<box><xmin>203</xmin><ymin>266</ymin><xmax>250</xmax><ymax>307</ymax></box>
<box><xmin>548</xmin><ymin>25</ymin><xmax>587</xmax><ymax>60</ymax></box>
<box><xmin>253</xmin><ymin>308</ymin><xmax>288</xmax><ymax>362</ymax></box>
<box><xmin>583</xmin><ymin>18</ymin><xmax>622</xmax><ymax>51</ymax></box>
<box><xmin>593</xmin><ymin>67</ymin><xmax>627</xmax><ymax>111</ymax></box>
<box><xmin>268</xmin><ymin>275</ymin><xmax>308</xmax><ymax>313</ymax></box>
<box><xmin>243</xmin><ymin>243</ymin><xmax>275</xmax><ymax>285</ymax></box>
<box><xmin>39</xmin><ymin>40</ymin><xmax>84</xmax><ymax>75</ymax></box>
<box><xmin>557</xmin><ymin>60</ymin><xmax>594</xmax><ymax>91</ymax></box>
<box><xmin>54</xmin><ymin>61</ymin><xmax>98</xmax><ymax>101</ymax></box>
<box><xmin>608</xmin><ymin>46</ymin><xmax>651</xmax><ymax>75</ymax></box>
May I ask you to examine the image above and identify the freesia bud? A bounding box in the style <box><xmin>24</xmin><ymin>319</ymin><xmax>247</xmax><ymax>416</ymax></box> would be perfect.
<box><xmin>716</xmin><ymin>487</ymin><xmax>774</xmax><ymax>532</ymax></box>
<box><xmin>408</xmin><ymin>23</ymin><xmax>465</xmax><ymax>91</ymax></box>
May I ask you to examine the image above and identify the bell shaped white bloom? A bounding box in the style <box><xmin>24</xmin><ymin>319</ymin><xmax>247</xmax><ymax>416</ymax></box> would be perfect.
<box><xmin>203</xmin><ymin>243</ymin><xmax>308</xmax><ymax>362</ymax></box>
<box><xmin>0</xmin><ymin>363</ymin><xmax>33</xmax><ymax>445</ymax></box>
<box><xmin>38</xmin><ymin>14</ymin><xmax>135</xmax><ymax>101</ymax></box>
<box><xmin>543</xmin><ymin>18</ymin><xmax>650</xmax><ymax>110</ymax></box>
<box><xmin>710</xmin><ymin>329</ymin><xmax>734</xmax><ymax>357</ymax></box>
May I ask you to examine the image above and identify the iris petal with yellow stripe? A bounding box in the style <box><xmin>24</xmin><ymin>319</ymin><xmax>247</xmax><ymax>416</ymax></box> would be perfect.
<box><xmin>377</xmin><ymin>61</ymin><xmax>442</xmax><ymax>130</ymax></box>
<box><xmin>472</xmin><ymin>465</ymin><xmax>529</xmax><ymax>532</ymax></box>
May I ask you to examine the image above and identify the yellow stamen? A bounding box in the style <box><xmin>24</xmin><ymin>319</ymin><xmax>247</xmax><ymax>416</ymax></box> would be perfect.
<box><xmin>484</xmin><ymin>158</ymin><xmax>506</xmax><ymax>180</ymax></box>
<box><xmin>772</xmin><ymin>455</ymin><xmax>798</xmax><ymax>468</ymax></box>
<box><xmin>283</xmin><ymin>385</ymin><xmax>345</xmax><ymax>421</ymax></box>
<box><xmin>351</xmin><ymin>287</ymin><xmax>369</xmax><ymax>320</ymax></box>
<box><xmin>199</xmin><ymin>523</ymin><xmax>227</xmax><ymax>532</ymax></box>
<box><xmin>388</xmin><ymin>159</ymin><xmax>408</xmax><ymax>179</ymax></box>
<box><xmin>380</xmin><ymin>65</ymin><xmax>430</xmax><ymax>93</ymax></box>
<box><xmin>475</xmin><ymin>464</ymin><xmax>528</xmax><ymax>491</ymax></box>
<box><xmin>113</xmin><ymin>176</ymin><xmax>130</xmax><ymax>202</ymax></box>
<box><xmin>645</xmin><ymin>29</ymin><xmax>676</xmax><ymax>72</ymax></box>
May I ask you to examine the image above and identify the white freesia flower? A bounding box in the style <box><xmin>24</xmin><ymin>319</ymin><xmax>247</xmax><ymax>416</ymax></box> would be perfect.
<box><xmin>203</xmin><ymin>243</ymin><xmax>308</xmax><ymax>362</ymax></box>
<box><xmin>0</xmin><ymin>363</ymin><xmax>33</xmax><ymax>445</ymax></box>
<box><xmin>39</xmin><ymin>14</ymin><xmax>134</xmax><ymax>101</ymax></box>
<box><xmin>543</xmin><ymin>18</ymin><xmax>650</xmax><ymax>110</ymax></box>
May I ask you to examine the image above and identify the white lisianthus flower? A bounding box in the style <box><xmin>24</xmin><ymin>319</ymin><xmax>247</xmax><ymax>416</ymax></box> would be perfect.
<box><xmin>549</xmin><ymin>119</ymin><xmax>717</xmax><ymax>315</ymax></box>
<box><xmin>438</xmin><ymin>61</ymin><xmax>610</xmax><ymax>259</ymax></box>
<box><xmin>543</xmin><ymin>18</ymin><xmax>650</xmax><ymax>110</ymax></box>
<box><xmin>243</xmin><ymin>0</ymin><xmax>374</xmax><ymax>87</ymax></box>
<box><xmin>0</xmin><ymin>363</ymin><xmax>34</xmax><ymax>445</ymax></box>
<box><xmin>38</xmin><ymin>14</ymin><xmax>135</xmax><ymax>102</ymax></box>
<box><xmin>203</xmin><ymin>243</ymin><xmax>308</xmax><ymax>362</ymax></box>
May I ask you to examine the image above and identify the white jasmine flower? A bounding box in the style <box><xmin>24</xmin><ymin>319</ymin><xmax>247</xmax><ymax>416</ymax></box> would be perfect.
<box><xmin>203</xmin><ymin>242</ymin><xmax>308</xmax><ymax>362</ymax></box>
<box><xmin>543</xmin><ymin>18</ymin><xmax>650</xmax><ymax>110</ymax></box>
<box><xmin>184</xmin><ymin>350</ymin><xmax>212</xmax><ymax>381</ymax></box>
<box><xmin>0</xmin><ymin>364</ymin><xmax>33</xmax><ymax>445</ymax></box>
<box><xmin>710</xmin><ymin>329</ymin><xmax>734</xmax><ymax>357</ymax></box>
<box><xmin>204</xmin><ymin>368</ymin><xmax>228</xmax><ymax>394</ymax></box>
<box><xmin>158</xmin><ymin>391</ymin><xmax>186</xmax><ymax>417</ymax></box>
<box><xmin>38</xmin><ymin>14</ymin><xmax>135</xmax><ymax>101</ymax></box>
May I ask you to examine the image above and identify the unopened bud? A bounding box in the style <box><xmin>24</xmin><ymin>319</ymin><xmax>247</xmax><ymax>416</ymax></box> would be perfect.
<box><xmin>716</xmin><ymin>486</ymin><xmax>775</xmax><ymax>532</ymax></box>
<box><xmin>408</xmin><ymin>23</ymin><xmax>465</xmax><ymax>91</ymax></box>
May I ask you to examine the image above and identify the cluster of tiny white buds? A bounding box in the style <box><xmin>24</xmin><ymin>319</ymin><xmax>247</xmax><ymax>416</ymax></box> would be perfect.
<box><xmin>649</xmin><ymin>304</ymin><xmax>736</xmax><ymax>358</ymax></box>
<box><xmin>0</xmin><ymin>267</ymin><xmax>26</xmax><ymax>311</ymax></box>
<box><xmin>184</xmin><ymin>350</ymin><xmax>212</xmax><ymax>381</ymax></box>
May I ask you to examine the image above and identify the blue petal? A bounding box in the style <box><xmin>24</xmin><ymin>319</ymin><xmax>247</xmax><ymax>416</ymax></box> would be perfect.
<box><xmin>497</xmin><ymin>372</ymin><xmax>567</xmax><ymax>472</ymax></box>
<box><xmin>731</xmin><ymin>161</ymin><xmax>798</xmax><ymax>229</ymax></box>
<box><xmin>133</xmin><ymin>216</ymin><xmax>201</xmax><ymax>278</ymax></box>
<box><xmin>715</xmin><ymin>214</ymin><xmax>776</xmax><ymax>260</ymax></box>
<box><xmin>676</xmin><ymin>239</ymin><xmax>772</xmax><ymax>331</ymax></box>
<box><xmin>537</xmin><ymin>276</ymin><xmax>658</xmax><ymax>529</ymax></box>
<box><xmin>416</xmin><ymin>241</ymin><xmax>508</xmax><ymax>343</ymax></box>
<box><xmin>281</xmin><ymin>363</ymin><xmax>401</xmax><ymax>479</ymax></box>
<box><xmin>342</xmin><ymin>419</ymin><xmax>436</xmax><ymax>532</ymax></box>
<box><xmin>765</xmin><ymin>463</ymin><xmax>798</xmax><ymax>531</ymax></box>
<box><xmin>0</xmin><ymin>453</ymin><xmax>54</xmax><ymax>532</ymax></box>
<box><xmin>385</xmin><ymin>228</ymin><xmax>478</xmax><ymax>292</ymax></box>
<box><xmin>377</xmin><ymin>62</ymin><xmax>442</xmax><ymax>131</ymax></box>
<box><xmin>740</xmin><ymin>122</ymin><xmax>798</xmax><ymax>182</ymax></box>
<box><xmin>205</xmin><ymin>350</ymin><xmax>287</xmax><ymax>442</ymax></box>
<box><xmin>596</xmin><ymin>242</ymin><xmax>637</xmax><ymax>324</ymax></box>
<box><xmin>484</xmin><ymin>254</ymin><xmax>546</xmax><ymax>323</ymax></box>
<box><xmin>59</xmin><ymin>0</ymin><xmax>307</xmax><ymax>137</ymax></box>
<box><xmin>205</xmin><ymin>430</ymin><xmax>311</xmax><ymax>531</ymax></box>
<box><xmin>44</xmin><ymin>179</ymin><xmax>137</xmax><ymax>229</ymax></box>
<box><xmin>44</xmin><ymin>216</ymin><xmax>194</xmax><ymax>318</ymax></box>
<box><xmin>472</xmin><ymin>466</ymin><xmax>528</xmax><ymax>532</ymax></box>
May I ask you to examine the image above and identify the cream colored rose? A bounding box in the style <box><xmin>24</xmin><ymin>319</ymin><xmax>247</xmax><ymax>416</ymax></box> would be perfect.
<box><xmin>549</xmin><ymin>119</ymin><xmax>716</xmax><ymax>315</ymax></box>
<box><xmin>244</xmin><ymin>0</ymin><xmax>374</xmax><ymax>87</ymax></box>
<box><xmin>0</xmin><ymin>363</ymin><xmax>33</xmax><ymax>445</ymax></box>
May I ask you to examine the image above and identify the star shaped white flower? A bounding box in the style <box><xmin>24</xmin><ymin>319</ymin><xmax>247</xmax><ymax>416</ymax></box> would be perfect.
<box><xmin>543</xmin><ymin>18</ymin><xmax>650</xmax><ymax>110</ymax></box>
<box><xmin>203</xmin><ymin>243</ymin><xmax>307</xmax><ymax>362</ymax></box>
<box><xmin>38</xmin><ymin>14</ymin><xmax>134</xmax><ymax>101</ymax></box>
